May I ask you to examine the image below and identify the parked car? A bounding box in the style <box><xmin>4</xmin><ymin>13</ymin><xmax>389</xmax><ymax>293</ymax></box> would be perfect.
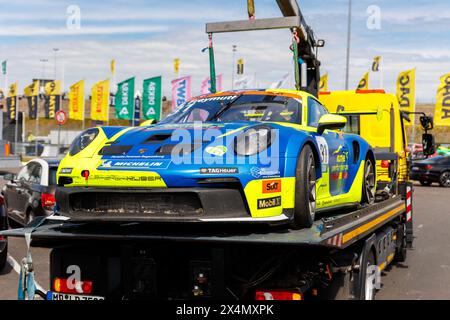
<box><xmin>0</xmin><ymin>194</ymin><xmax>7</xmax><ymax>270</ymax></box>
<box><xmin>410</xmin><ymin>156</ymin><xmax>450</xmax><ymax>187</ymax></box>
<box><xmin>2</xmin><ymin>159</ymin><xmax>60</xmax><ymax>225</ymax></box>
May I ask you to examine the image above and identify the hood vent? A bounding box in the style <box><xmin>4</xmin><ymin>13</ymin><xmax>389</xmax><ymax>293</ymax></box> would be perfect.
<box><xmin>144</xmin><ymin>134</ymin><xmax>172</xmax><ymax>143</ymax></box>
<box><xmin>155</xmin><ymin>143</ymin><xmax>202</xmax><ymax>156</ymax></box>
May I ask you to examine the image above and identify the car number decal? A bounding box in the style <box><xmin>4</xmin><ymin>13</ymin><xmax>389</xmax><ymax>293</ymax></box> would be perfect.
<box><xmin>315</xmin><ymin>136</ymin><xmax>329</xmax><ymax>165</ymax></box>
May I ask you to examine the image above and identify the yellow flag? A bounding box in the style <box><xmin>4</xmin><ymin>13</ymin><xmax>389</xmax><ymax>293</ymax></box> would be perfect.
<box><xmin>91</xmin><ymin>79</ymin><xmax>110</xmax><ymax>121</ymax></box>
<box><xmin>24</xmin><ymin>80</ymin><xmax>39</xmax><ymax>97</ymax></box>
<box><xmin>372</xmin><ymin>56</ymin><xmax>381</xmax><ymax>72</ymax></box>
<box><xmin>44</xmin><ymin>80</ymin><xmax>61</xmax><ymax>96</ymax></box>
<box><xmin>396</xmin><ymin>69</ymin><xmax>416</xmax><ymax>126</ymax></box>
<box><xmin>173</xmin><ymin>58</ymin><xmax>180</xmax><ymax>75</ymax></box>
<box><xmin>237</xmin><ymin>58</ymin><xmax>244</xmax><ymax>75</ymax></box>
<box><xmin>110</xmin><ymin>59</ymin><xmax>116</xmax><ymax>75</ymax></box>
<box><xmin>319</xmin><ymin>73</ymin><xmax>328</xmax><ymax>92</ymax></box>
<box><xmin>434</xmin><ymin>73</ymin><xmax>450</xmax><ymax>126</ymax></box>
<box><xmin>69</xmin><ymin>80</ymin><xmax>85</xmax><ymax>121</ymax></box>
<box><xmin>7</xmin><ymin>82</ymin><xmax>17</xmax><ymax>97</ymax></box>
<box><xmin>357</xmin><ymin>72</ymin><xmax>369</xmax><ymax>90</ymax></box>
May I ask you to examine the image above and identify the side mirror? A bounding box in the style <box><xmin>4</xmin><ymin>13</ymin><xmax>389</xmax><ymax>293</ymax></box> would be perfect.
<box><xmin>3</xmin><ymin>173</ymin><xmax>16</xmax><ymax>181</ymax></box>
<box><xmin>317</xmin><ymin>114</ymin><xmax>347</xmax><ymax>135</ymax></box>
<box><xmin>422</xmin><ymin>133</ymin><xmax>436</xmax><ymax>156</ymax></box>
<box><xmin>420</xmin><ymin>116</ymin><xmax>434</xmax><ymax>131</ymax></box>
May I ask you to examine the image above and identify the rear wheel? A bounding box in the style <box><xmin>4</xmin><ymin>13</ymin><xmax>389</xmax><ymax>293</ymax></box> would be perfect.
<box><xmin>362</xmin><ymin>158</ymin><xmax>375</xmax><ymax>205</ymax></box>
<box><xmin>0</xmin><ymin>242</ymin><xmax>7</xmax><ymax>271</ymax></box>
<box><xmin>439</xmin><ymin>171</ymin><xmax>450</xmax><ymax>187</ymax></box>
<box><xmin>363</xmin><ymin>251</ymin><xmax>377</xmax><ymax>300</ymax></box>
<box><xmin>419</xmin><ymin>180</ymin><xmax>432</xmax><ymax>186</ymax></box>
<box><xmin>291</xmin><ymin>145</ymin><xmax>316</xmax><ymax>229</ymax></box>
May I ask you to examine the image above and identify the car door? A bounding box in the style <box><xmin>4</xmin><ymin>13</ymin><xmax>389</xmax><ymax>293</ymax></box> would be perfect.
<box><xmin>16</xmin><ymin>162</ymin><xmax>40</xmax><ymax>223</ymax></box>
<box><xmin>308</xmin><ymin>97</ymin><xmax>350</xmax><ymax>197</ymax></box>
<box><xmin>4</xmin><ymin>163</ymin><xmax>33</xmax><ymax>221</ymax></box>
<box><xmin>19</xmin><ymin>162</ymin><xmax>44</xmax><ymax>223</ymax></box>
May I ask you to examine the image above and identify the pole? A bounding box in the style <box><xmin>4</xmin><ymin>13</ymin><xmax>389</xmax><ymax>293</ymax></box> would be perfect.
<box><xmin>14</xmin><ymin>95</ymin><xmax>18</xmax><ymax>153</ymax></box>
<box><xmin>231</xmin><ymin>45</ymin><xmax>236</xmax><ymax>90</ymax></box>
<box><xmin>57</xmin><ymin>124</ymin><xmax>61</xmax><ymax>151</ymax></box>
<box><xmin>344</xmin><ymin>0</ymin><xmax>352</xmax><ymax>90</ymax></box>
<box><xmin>35</xmin><ymin>95</ymin><xmax>39</xmax><ymax>156</ymax></box>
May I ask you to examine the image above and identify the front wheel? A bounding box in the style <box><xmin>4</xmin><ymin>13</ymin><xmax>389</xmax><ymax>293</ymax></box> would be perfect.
<box><xmin>362</xmin><ymin>158</ymin><xmax>375</xmax><ymax>205</ymax></box>
<box><xmin>291</xmin><ymin>145</ymin><xmax>316</xmax><ymax>229</ymax></box>
<box><xmin>439</xmin><ymin>171</ymin><xmax>450</xmax><ymax>187</ymax></box>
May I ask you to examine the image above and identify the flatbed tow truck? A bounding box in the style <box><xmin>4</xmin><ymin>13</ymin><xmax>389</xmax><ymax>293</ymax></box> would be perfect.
<box><xmin>0</xmin><ymin>0</ymin><xmax>423</xmax><ymax>300</ymax></box>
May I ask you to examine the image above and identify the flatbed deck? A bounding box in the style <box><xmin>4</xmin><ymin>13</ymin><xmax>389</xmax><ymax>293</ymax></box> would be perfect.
<box><xmin>1</xmin><ymin>197</ymin><xmax>405</xmax><ymax>249</ymax></box>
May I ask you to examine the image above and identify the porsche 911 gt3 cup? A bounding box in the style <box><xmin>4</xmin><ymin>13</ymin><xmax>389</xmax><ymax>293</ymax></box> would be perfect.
<box><xmin>56</xmin><ymin>89</ymin><xmax>376</xmax><ymax>228</ymax></box>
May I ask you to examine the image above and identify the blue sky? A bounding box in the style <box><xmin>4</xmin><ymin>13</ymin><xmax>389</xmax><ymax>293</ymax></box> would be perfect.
<box><xmin>1</xmin><ymin>0</ymin><xmax>449</xmax><ymax>102</ymax></box>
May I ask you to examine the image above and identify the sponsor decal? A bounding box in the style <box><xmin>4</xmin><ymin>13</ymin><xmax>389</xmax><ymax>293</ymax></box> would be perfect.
<box><xmin>262</xmin><ymin>179</ymin><xmax>282</xmax><ymax>193</ymax></box>
<box><xmin>205</xmin><ymin>145</ymin><xmax>228</xmax><ymax>156</ymax></box>
<box><xmin>200</xmin><ymin>167</ymin><xmax>238</xmax><ymax>174</ymax></box>
<box><xmin>92</xmin><ymin>175</ymin><xmax>163</xmax><ymax>182</ymax></box>
<box><xmin>59</xmin><ymin>168</ymin><xmax>73</xmax><ymax>174</ymax></box>
<box><xmin>250</xmin><ymin>167</ymin><xmax>280</xmax><ymax>179</ymax></box>
<box><xmin>98</xmin><ymin>159</ymin><xmax>171</xmax><ymax>170</ymax></box>
<box><xmin>257</xmin><ymin>196</ymin><xmax>282</xmax><ymax>209</ymax></box>
<box><xmin>315</xmin><ymin>136</ymin><xmax>329</xmax><ymax>165</ymax></box>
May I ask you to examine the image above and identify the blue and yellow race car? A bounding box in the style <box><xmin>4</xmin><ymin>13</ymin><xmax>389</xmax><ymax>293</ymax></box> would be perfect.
<box><xmin>56</xmin><ymin>89</ymin><xmax>376</xmax><ymax>228</ymax></box>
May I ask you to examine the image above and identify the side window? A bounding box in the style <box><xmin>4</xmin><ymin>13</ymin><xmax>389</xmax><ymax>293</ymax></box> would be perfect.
<box><xmin>29</xmin><ymin>163</ymin><xmax>42</xmax><ymax>184</ymax></box>
<box><xmin>17</xmin><ymin>163</ymin><xmax>34</xmax><ymax>182</ymax></box>
<box><xmin>307</xmin><ymin>97</ymin><xmax>328</xmax><ymax>127</ymax></box>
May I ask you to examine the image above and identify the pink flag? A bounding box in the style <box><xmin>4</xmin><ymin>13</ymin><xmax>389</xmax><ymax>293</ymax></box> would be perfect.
<box><xmin>171</xmin><ymin>76</ymin><xmax>192</xmax><ymax>110</ymax></box>
<box><xmin>201</xmin><ymin>74</ymin><xmax>223</xmax><ymax>95</ymax></box>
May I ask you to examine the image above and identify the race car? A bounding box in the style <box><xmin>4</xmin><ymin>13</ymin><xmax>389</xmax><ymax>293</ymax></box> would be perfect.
<box><xmin>56</xmin><ymin>89</ymin><xmax>376</xmax><ymax>228</ymax></box>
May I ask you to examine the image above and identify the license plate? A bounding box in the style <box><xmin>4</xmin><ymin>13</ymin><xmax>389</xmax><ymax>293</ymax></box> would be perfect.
<box><xmin>48</xmin><ymin>292</ymin><xmax>105</xmax><ymax>300</ymax></box>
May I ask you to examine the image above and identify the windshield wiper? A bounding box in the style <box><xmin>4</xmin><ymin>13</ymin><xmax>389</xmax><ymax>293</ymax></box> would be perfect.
<box><xmin>208</xmin><ymin>94</ymin><xmax>243</xmax><ymax>121</ymax></box>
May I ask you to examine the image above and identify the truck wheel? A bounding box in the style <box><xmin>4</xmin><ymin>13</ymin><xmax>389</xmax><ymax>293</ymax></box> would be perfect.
<box><xmin>291</xmin><ymin>145</ymin><xmax>316</xmax><ymax>229</ymax></box>
<box><xmin>439</xmin><ymin>171</ymin><xmax>450</xmax><ymax>187</ymax></box>
<box><xmin>395</xmin><ymin>223</ymin><xmax>407</xmax><ymax>263</ymax></box>
<box><xmin>0</xmin><ymin>242</ymin><xmax>7</xmax><ymax>271</ymax></box>
<box><xmin>419</xmin><ymin>180</ymin><xmax>432</xmax><ymax>186</ymax></box>
<box><xmin>362</xmin><ymin>251</ymin><xmax>377</xmax><ymax>300</ymax></box>
<box><xmin>362</xmin><ymin>158</ymin><xmax>375</xmax><ymax>205</ymax></box>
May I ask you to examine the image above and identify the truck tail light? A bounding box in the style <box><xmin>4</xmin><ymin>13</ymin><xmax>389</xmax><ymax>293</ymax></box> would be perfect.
<box><xmin>425</xmin><ymin>165</ymin><xmax>433</xmax><ymax>170</ymax></box>
<box><xmin>53</xmin><ymin>278</ymin><xmax>93</xmax><ymax>295</ymax></box>
<box><xmin>255</xmin><ymin>289</ymin><xmax>303</xmax><ymax>300</ymax></box>
<box><xmin>41</xmin><ymin>193</ymin><xmax>56</xmax><ymax>209</ymax></box>
<box><xmin>381</xmin><ymin>160</ymin><xmax>390</xmax><ymax>169</ymax></box>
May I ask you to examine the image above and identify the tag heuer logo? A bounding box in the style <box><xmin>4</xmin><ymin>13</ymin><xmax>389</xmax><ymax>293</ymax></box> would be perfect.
<box><xmin>257</xmin><ymin>196</ymin><xmax>281</xmax><ymax>209</ymax></box>
<box><xmin>200</xmin><ymin>167</ymin><xmax>238</xmax><ymax>174</ymax></box>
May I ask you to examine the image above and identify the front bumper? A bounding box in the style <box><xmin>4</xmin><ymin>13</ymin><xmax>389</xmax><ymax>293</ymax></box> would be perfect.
<box><xmin>55</xmin><ymin>187</ymin><xmax>292</xmax><ymax>225</ymax></box>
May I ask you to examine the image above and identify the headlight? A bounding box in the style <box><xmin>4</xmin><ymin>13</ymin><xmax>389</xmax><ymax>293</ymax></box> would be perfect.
<box><xmin>68</xmin><ymin>128</ymin><xmax>99</xmax><ymax>156</ymax></box>
<box><xmin>234</xmin><ymin>126</ymin><xmax>273</xmax><ymax>156</ymax></box>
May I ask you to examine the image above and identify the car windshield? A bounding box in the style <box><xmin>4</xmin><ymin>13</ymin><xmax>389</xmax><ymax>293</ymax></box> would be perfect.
<box><xmin>160</xmin><ymin>94</ymin><xmax>302</xmax><ymax>124</ymax></box>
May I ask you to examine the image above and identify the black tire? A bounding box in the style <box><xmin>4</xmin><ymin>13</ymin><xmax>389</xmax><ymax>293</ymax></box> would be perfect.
<box><xmin>291</xmin><ymin>145</ymin><xmax>316</xmax><ymax>229</ymax></box>
<box><xmin>395</xmin><ymin>223</ymin><xmax>407</xmax><ymax>263</ymax></box>
<box><xmin>419</xmin><ymin>180</ymin><xmax>432</xmax><ymax>186</ymax></box>
<box><xmin>362</xmin><ymin>251</ymin><xmax>377</xmax><ymax>300</ymax></box>
<box><xmin>0</xmin><ymin>242</ymin><xmax>7</xmax><ymax>271</ymax></box>
<box><xmin>439</xmin><ymin>171</ymin><xmax>450</xmax><ymax>188</ymax></box>
<box><xmin>361</xmin><ymin>157</ymin><xmax>375</xmax><ymax>205</ymax></box>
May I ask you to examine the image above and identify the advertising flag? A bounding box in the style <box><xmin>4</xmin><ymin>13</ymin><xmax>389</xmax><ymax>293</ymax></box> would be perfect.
<box><xmin>115</xmin><ymin>77</ymin><xmax>135</xmax><ymax>120</ymax></box>
<box><xmin>434</xmin><ymin>73</ymin><xmax>450</xmax><ymax>126</ymax></box>
<box><xmin>44</xmin><ymin>80</ymin><xmax>61</xmax><ymax>118</ymax></box>
<box><xmin>143</xmin><ymin>76</ymin><xmax>162</xmax><ymax>121</ymax></box>
<box><xmin>6</xmin><ymin>82</ymin><xmax>17</xmax><ymax>121</ymax></box>
<box><xmin>372</xmin><ymin>56</ymin><xmax>382</xmax><ymax>72</ymax></box>
<box><xmin>319</xmin><ymin>73</ymin><xmax>329</xmax><ymax>92</ymax></box>
<box><xmin>201</xmin><ymin>74</ymin><xmax>223</xmax><ymax>95</ymax></box>
<box><xmin>357</xmin><ymin>72</ymin><xmax>369</xmax><ymax>90</ymax></box>
<box><xmin>237</xmin><ymin>58</ymin><xmax>244</xmax><ymax>75</ymax></box>
<box><xmin>1</xmin><ymin>60</ymin><xmax>6</xmax><ymax>75</ymax></box>
<box><xmin>171</xmin><ymin>76</ymin><xmax>191</xmax><ymax>110</ymax></box>
<box><xmin>24</xmin><ymin>80</ymin><xmax>39</xmax><ymax>119</ymax></box>
<box><xmin>69</xmin><ymin>80</ymin><xmax>85</xmax><ymax>121</ymax></box>
<box><xmin>396</xmin><ymin>68</ymin><xmax>416</xmax><ymax>126</ymax></box>
<box><xmin>110</xmin><ymin>59</ymin><xmax>116</xmax><ymax>75</ymax></box>
<box><xmin>173</xmin><ymin>58</ymin><xmax>180</xmax><ymax>75</ymax></box>
<box><xmin>91</xmin><ymin>79</ymin><xmax>110</xmax><ymax>121</ymax></box>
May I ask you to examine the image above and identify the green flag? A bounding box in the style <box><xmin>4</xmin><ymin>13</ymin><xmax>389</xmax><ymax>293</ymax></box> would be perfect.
<box><xmin>115</xmin><ymin>77</ymin><xmax>135</xmax><ymax>120</ymax></box>
<box><xmin>142</xmin><ymin>76</ymin><xmax>162</xmax><ymax>121</ymax></box>
<box><xmin>1</xmin><ymin>61</ymin><xmax>6</xmax><ymax>75</ymax></box>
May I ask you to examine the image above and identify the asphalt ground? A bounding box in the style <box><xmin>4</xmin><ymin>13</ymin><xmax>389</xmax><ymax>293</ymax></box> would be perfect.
<box><xmin>0</xmin><ymin>182</ymin><xmax>449</xmax><ymax>300</ymax></box>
